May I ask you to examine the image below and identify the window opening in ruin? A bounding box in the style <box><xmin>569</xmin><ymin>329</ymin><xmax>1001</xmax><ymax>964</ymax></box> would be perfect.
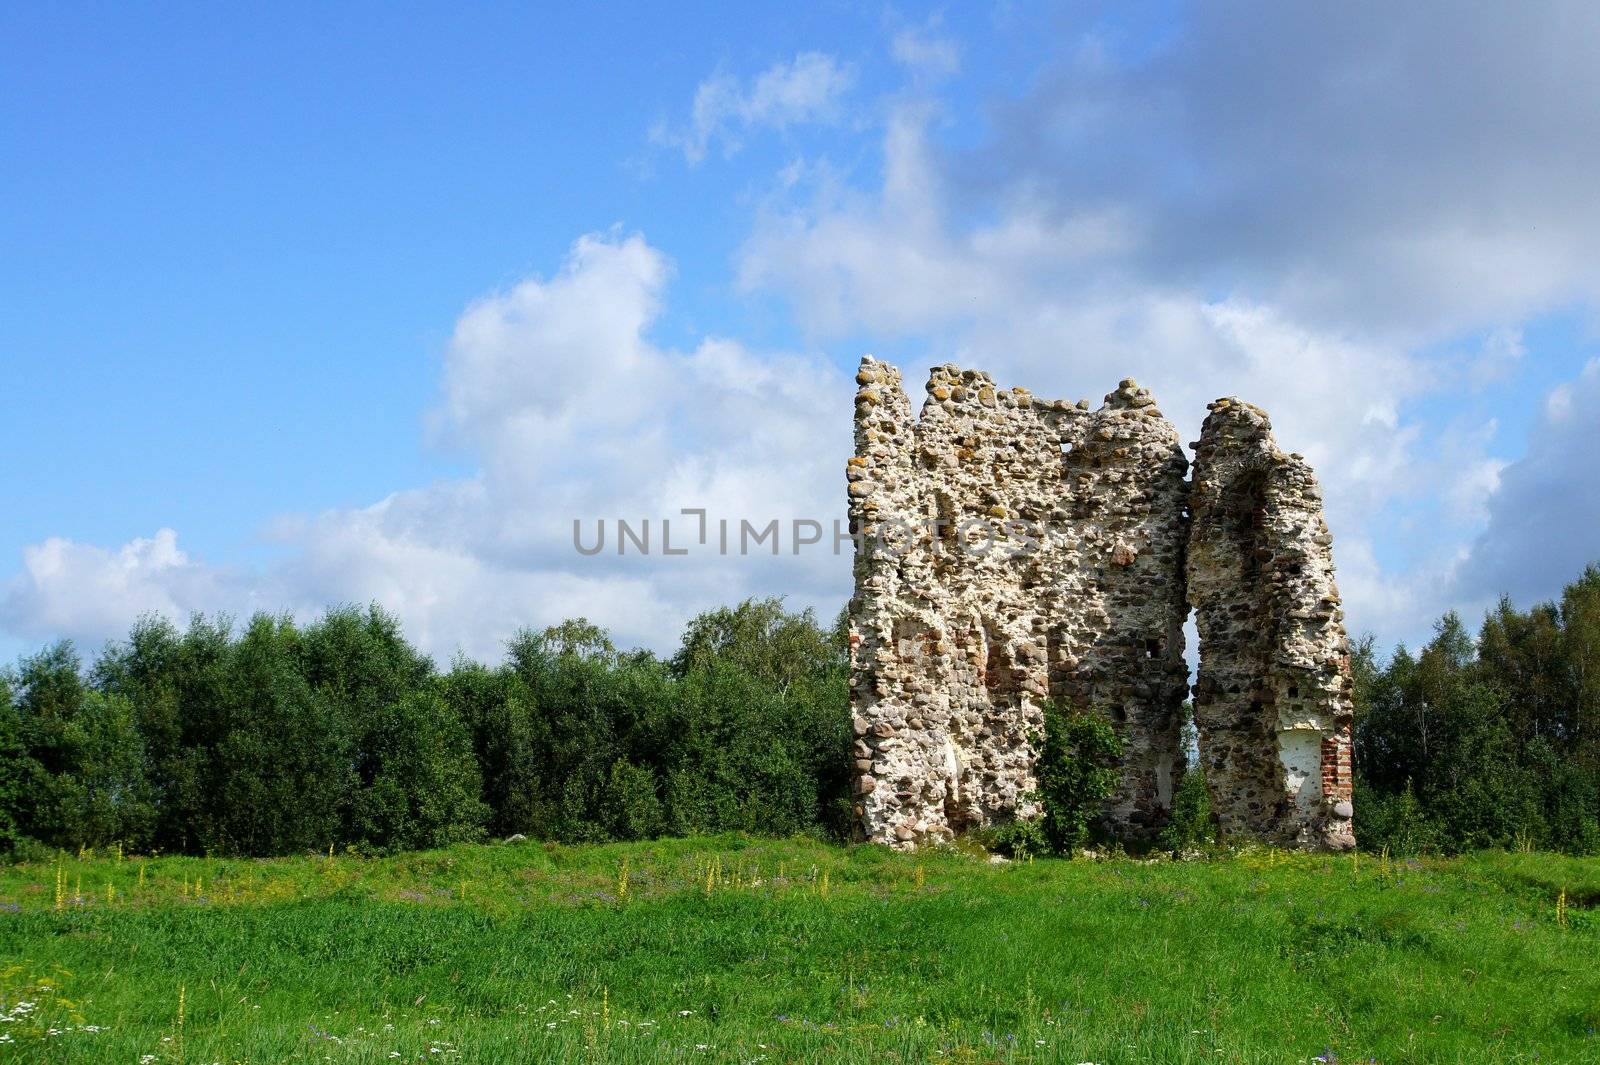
<box><xmin>1059</xmin><ymin>441</ymin><xmax>1077</xmax><ymax>481</ymax></box>
<box><xmin>1230</xmin><ymin>471</ymin><xmax>1268</xmax><ymax>587</ymax></box>
<box><xmin>933</xmin><ymin>491</ymin><xmax>958</xmax><ymax>555</ymax></box>
<box><xmin>982</xmin><ymin>622</ymin><xmax>1019</xmax><ymax>700</ymax></box>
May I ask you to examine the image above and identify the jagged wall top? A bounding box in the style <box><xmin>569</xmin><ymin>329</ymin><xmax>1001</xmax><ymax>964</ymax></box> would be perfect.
<box><xmin>1187</xmin><ymin>397</ymin><xmax>1355</xmax><ymax>850</ymax></box>
<box><xmin>848</xmin><ymin>357</ymin><xmax>1358</xmax><ymax>852</ymax></box>
<box><xmin>847</xmin><ymin>357</ymin><xmax>1191</xmax><ymax>847</ymax></box>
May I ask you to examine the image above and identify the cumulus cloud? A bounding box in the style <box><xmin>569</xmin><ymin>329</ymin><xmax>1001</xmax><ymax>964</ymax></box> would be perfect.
<box><xmin>741</xmin><ymin>102</ymin><xmax>1436</xmax><ymax>504</ymax></box>
<box><xmin>10</xmin><ymin>8</ymin><xmax>1600</xmax><ymax>661</ymax></box>
<box><xmin>973</xmin><ymin>1</ymin><xmax>1600</xmax><ymax>336</ymax></box>
<box><xmin>0</xmin><ymin>530</ymin><xmax>264</xmax><ymax>649</ymax></box>
<box><xmin>3</xmin><ymin>233</ymin><xmax>857</xmax><ymax>661</ymax></box>
<box><xmin>437</xmin><ymin>232</ymin><xmax>672</xmax><ymax>465</ymax></box>
<box><xmin>1455</xmin><ymin>359</ymin><xmax>1600</xmax><ymax>610</ymax></box>
<box><xmin>730</xmin><ymin>5</ymin><xmax>1600</xmax><ymax>649</ymax></box>
<box><xmin>653</xmin><ymin>52</ymin><xmax>854</xmax><ymax>164</ymax></box>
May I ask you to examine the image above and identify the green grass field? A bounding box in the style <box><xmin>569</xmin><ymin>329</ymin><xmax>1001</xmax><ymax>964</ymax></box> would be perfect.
<box><xmin>0</xmin><ymin>837</ymin><xmax>1596</xmax><ymax>1063</ymax></box>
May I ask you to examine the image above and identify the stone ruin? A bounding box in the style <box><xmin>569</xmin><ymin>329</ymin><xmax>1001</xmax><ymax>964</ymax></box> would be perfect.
<box><xmin>846</xmin><ymin>357</ymin><xmax>1356</xmax><ymax>852</ymax></box>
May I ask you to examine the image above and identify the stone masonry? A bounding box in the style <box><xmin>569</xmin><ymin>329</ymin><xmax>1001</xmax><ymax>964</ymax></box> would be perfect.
<box><xmin>1186</xmin><ymin>399</ymin><xmax>1356</xmax><ymax>850</ymax></box>
<box><xmin>847</xmin><ymin>357</ymin><xmax>1357</xmax><ymax>851</ymax></box>
<box><xmin>848</xmin><ymin>358</ymin><xmax>1191</xmax><ymax>847</ymax></box>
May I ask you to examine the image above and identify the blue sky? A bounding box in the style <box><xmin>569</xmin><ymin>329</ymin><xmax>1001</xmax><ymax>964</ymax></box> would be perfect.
<box><xmin>5</xmin><ymin>2</ymin><xmax>1600</xmax><ymax>664</ymax></box>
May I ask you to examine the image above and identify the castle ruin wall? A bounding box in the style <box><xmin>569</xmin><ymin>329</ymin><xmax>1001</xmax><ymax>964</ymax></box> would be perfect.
<box><xmin>1186</xmin><ymin>399</ymin><xmax>1356</xmax><ymax>850</ymax></box>
<box><xmin>847</xmin><ymin>358</ymin><xmax>1357</xmax><ymax>851</ymax></box>
<box><xmin>847</xmin><ymin>357</ymin><xmax>1190</xmax><ymax>847</ymax></box>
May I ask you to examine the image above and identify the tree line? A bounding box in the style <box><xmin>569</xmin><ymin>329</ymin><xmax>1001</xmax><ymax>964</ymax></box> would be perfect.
<box><xmin>1353</xmin><ymin>564</ymin><xmax>1600</xmax><ymax>855</ymax></box>
<box><xmin>0</xmin><ymin>599</ymin><xmax>851</xmax><ymax>858</ymax></box>
<box><xmin>1</xmin><ymin>563</ymin><xmax>1597</xmax><ymax>859</ymax></box>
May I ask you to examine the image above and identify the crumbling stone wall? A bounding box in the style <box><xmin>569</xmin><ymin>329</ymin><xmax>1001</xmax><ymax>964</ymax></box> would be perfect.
<box><xmin>847</xmin><ymin>358</ymin><xmax>1189</xmax><ymax>847</ymax></box>
<box><xmin>848</xmin><ymin>360</ymin><xmax>1357</xmax><ymax>851</ymax></box>
<box><xmin>1186</xmin><ymin>399</ymin><xmax>1356</xmax><ymax>851</ymax></box>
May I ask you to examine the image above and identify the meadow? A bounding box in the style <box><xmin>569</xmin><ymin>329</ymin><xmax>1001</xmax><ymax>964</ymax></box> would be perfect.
<box><xmin>0</xmin><ymin>836</ymin><xmax>1596</xmax><ymax>1064</ymax></box>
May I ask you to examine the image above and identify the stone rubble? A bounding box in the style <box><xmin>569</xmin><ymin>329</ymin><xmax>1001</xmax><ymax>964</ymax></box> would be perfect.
<box><xmin>847</xmin><ymin>356</ymin><xmax>1357</xmax><ymax>851</ymax></box>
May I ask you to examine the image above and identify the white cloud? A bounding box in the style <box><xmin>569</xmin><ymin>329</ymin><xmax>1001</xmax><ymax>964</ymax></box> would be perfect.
<box><xmin>1456</xmin><ymin>358</ymin><xmax>1600</xmax><ymax>609</ymax></box>
<box><xmin>976</xmin><ymin>2</ymin><xmax>1600</xmax><ymax>336</ymax></box>
<box><xmin>743</xmin><ymin>105</ymin><xmax>1426</xmax><ymax>473</ymax></box>
<box><xmin>738</xmin><ymin>91</ymin><xmax>1522</xmax><ymax>649</ymax></box>
<box><xmin>12</xmin><ymin>9</ymin><xmax>1600</xmax><ymax>663</ymax></box>
<box><xmin>3</xmin><ymin>233</ymin><xmax>857</xmax><ymax>661</ymax></box>
<box><xmin>437</xmin><ymin>231</ymin><xmax>672</xmax><ymax>465</ymax></box>
<box><xmin>722</xmin><ymin>5</ymin><xmax>1600</xmax><ymax>648</ymax></box>
<box><xmin>1467</xmin><ymin>328</ymin><xmax>1527</xmax><ymax>388</ymax></box>
<box><xmin>653</xmin><ymin>52</ymin><xmax>854</xmax><ymax>164</ymax></box>
<box><xmin>0</xmin><ymin>530</ymin><xmax>262</xmax><ymax>648</ymax></box>
<box><xmin>1545</xmin><ymin>381</ymin><xmax>1576</xmax><ymax>422</ymax></box>
<box><xmin>891</xmin><ymin>25</ymin><xmax>961</xmax><ymax>81</ymax></box>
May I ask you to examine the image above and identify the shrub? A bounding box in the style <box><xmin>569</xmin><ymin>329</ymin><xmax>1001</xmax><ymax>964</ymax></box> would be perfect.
<box><xmin>1355</xmin><ymin>779</ymin><xmax>1441</xmax><ymax>856</ymax></box>
<box><xmin>979</xmin><ymin>818</ymin><xmax>1050</xmax><ymax>859</ymax></box>
<box><xmin>1158</xmin><ymin>763</ymin><xmax>1215</xmax><ymax>853</ymax></box>
<box><xmin>602</xmin><ymin>759</ymin><xmax>664</xmax><ymax>841</ymax></box>
<box><xmin>348</xmin><ymin>687</ymin><xmax>488</xmax><ymax>853</ymax></box>
<box><xmin>1034</xmin><ymin>702</ymin><xmax>1123</xmax><ymax>855</ymax></box>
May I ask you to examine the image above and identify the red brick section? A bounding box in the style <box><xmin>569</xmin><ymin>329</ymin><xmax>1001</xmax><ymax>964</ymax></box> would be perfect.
<box><xmin>1320</xmin><ymin>726</ymin><xmax>1353</xmax><ymax>802</ymax></box>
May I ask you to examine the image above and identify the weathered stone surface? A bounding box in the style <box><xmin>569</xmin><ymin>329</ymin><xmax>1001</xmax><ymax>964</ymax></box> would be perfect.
<box><xmin>1186</xmin><ymin>399</ymin><xmax>1357</xmax><ymax>851</ymax></box>
<box><xmin>846</xmin><ymin>357</ymin><xmax>1190</xmax><ymax>848</ymax></box>
<box><xmin>847</xmin><ymin>358</ymin><xmax>1357</xmax><ymax>852</ymax></box>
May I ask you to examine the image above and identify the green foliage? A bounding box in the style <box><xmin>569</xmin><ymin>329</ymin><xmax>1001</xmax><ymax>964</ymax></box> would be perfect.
<box><xmin>1354</xmin><ymin>564</ymin><xmax>1600</xmax><ymax>855</ymax></box>
<box><xmin>979</xmin><ymin>817</ymin><xmax>1049</xmax><ymax>859</ymax></box>
<box><xmin>1033</xmin><ymin>701</ymin><xmax>1124</xmax><ymax>855</ymax></box>
<box><xmin>0</xmin><ymin>675</ymin><xmax>28</xmax><ymax>852</ymax></box>
<box><xmin>7</xmin><ymin>558</ymin><xmax>1600</xmax><ymax>863</ymax></box>
<box><xmin>671</xmin><ymin>598</ymin><xmax>841</xmax><ymax>692</ymax></box>
<box><xmin>203</xmin><ymin>614</ymin><xmax>347</xmax><ymax>855</ymax></box>
<box><xmin>601</xmin><ymin>758</ymin><xmax>664</xmax><ymax>841</ymax></box>
<box><xmin>39</xmin><ymin>691</ymin><xmax>154</xmax><ymax>849</ymax></box>
<box><xmin>1157</xmin><ymin>717</ymin><xmax>1215</xmax><ymax>854</ymax></box>
<box><xmin>1354</xmin><ymin>779</ymin><xmax>1440</xmax><ymax>856</ymax></box>
<box><xmin>348</xmin><ymin>686</ymin><xmax>488</xmax><ymax>853</ymax></box>
<box><xmin>7</xmin><ymin>644</ymin><xmax>155</xmax><ymax>851</ymax></box>
<box><xmin>0</xmin><ymin>597</ymin><xmax>848</xmax><ymax>858</ymax></box>
<box><xmin>444</xmin><ymin>661</ymin><xmax>544</xmax><ymax>838</ymax></box>
<box><xmin>501</xmin><ymin>618</ymin><xmax>670</xmax><ymax>842</ymax></box>
<box><xmin>1158</xmin><ymin>769</ymin><xmax>1215</xmax><ymax>854</ymax></box>
<box><xmin>662</xmin><ymin>599</ymin><xmax>852</xmax><ymax>839</ymax></box>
